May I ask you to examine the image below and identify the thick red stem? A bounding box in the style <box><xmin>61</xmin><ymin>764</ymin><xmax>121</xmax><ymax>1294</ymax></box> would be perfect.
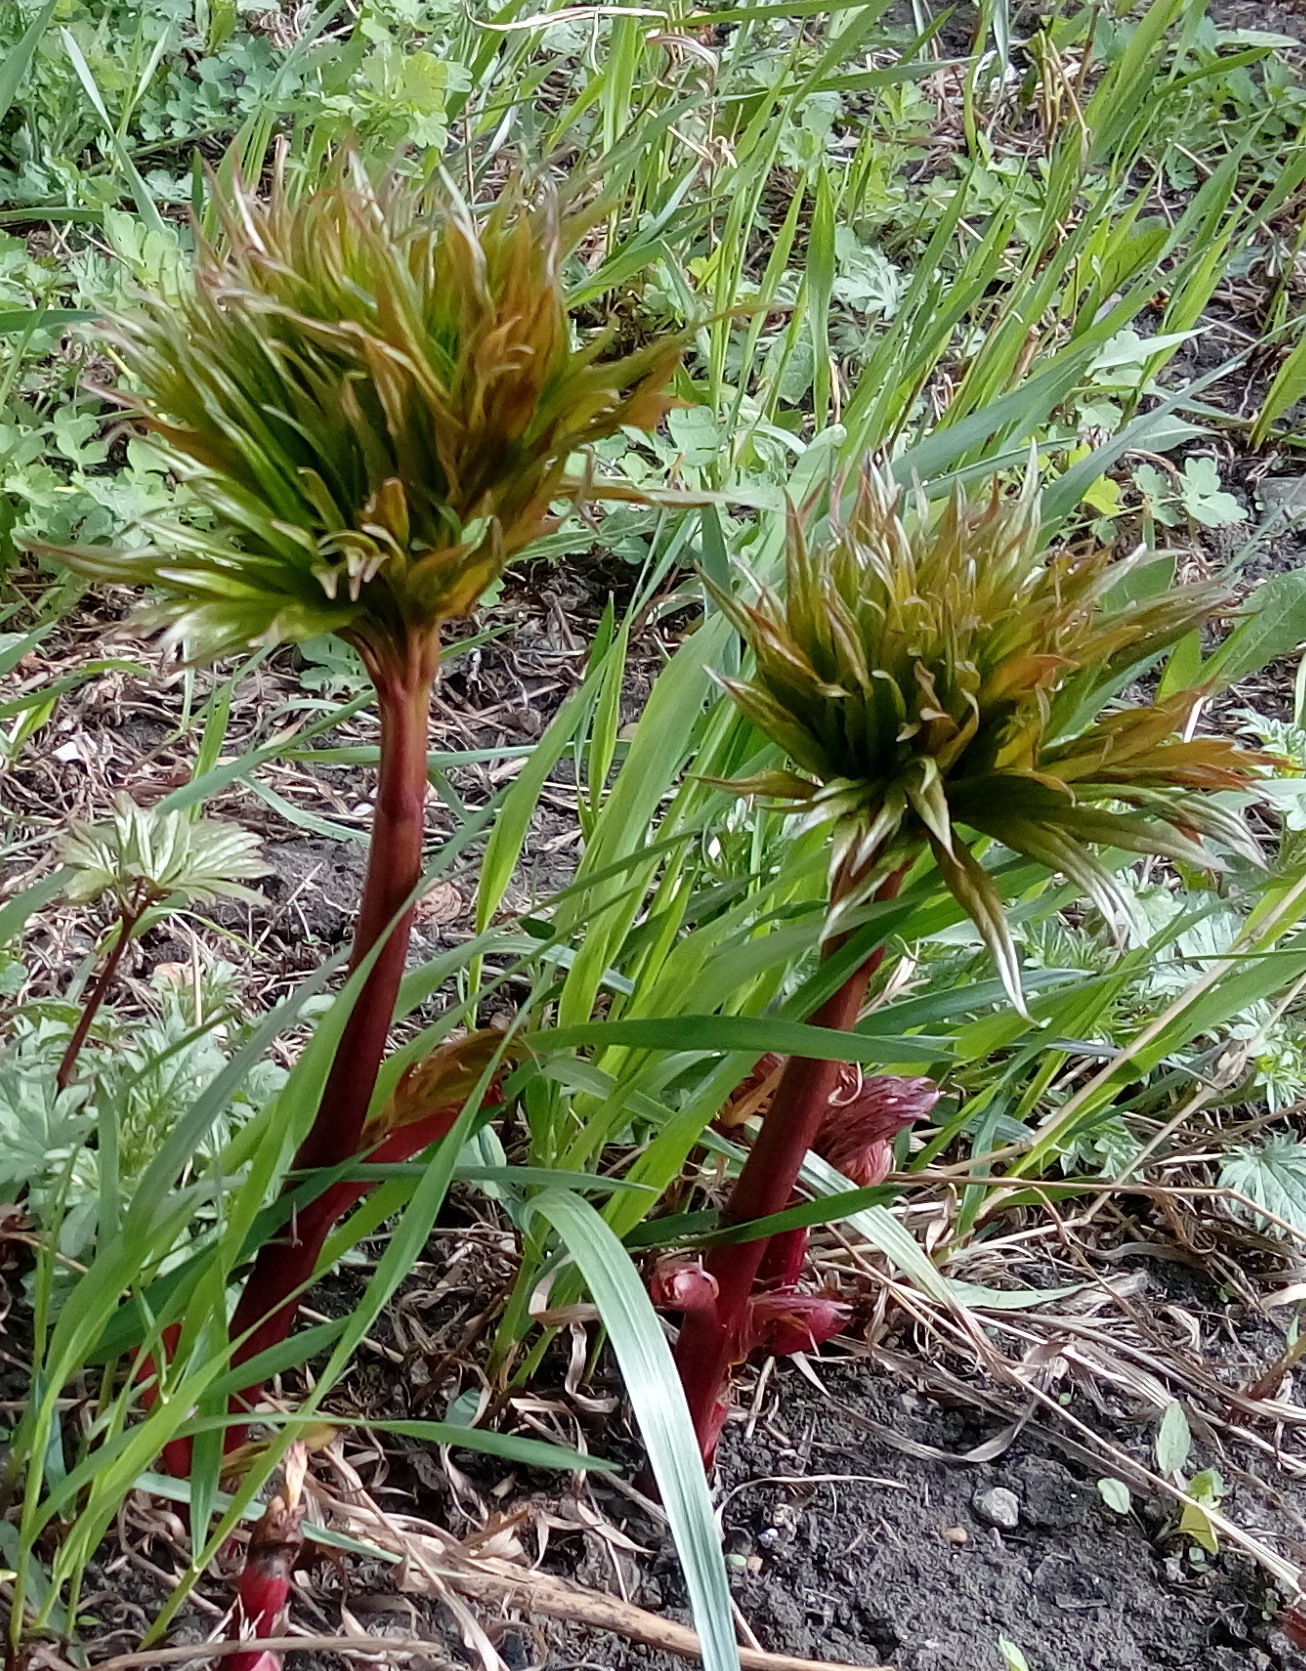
<box><xmin>135</xmin><ymin>1322</ymin><xmax>191</xmax><ymax>1481</ymax></box>
<box><xmin>673</xmin><ymin>966</ymin><xmax>873</xmax><ymax>1453</ymax></box>
<box><xmin>215</xmin><ymin>641</ymin><xmax>437</xmax><ymax>1455</ymax></box>
<box><xmin>295</xmin><ymin>649</ymin><xmax>436</xmax><ymax>1177</ymax></box>
<box><xmin>219</xmin><ymin>1105</ymin><xmax>465</xmax><ymax>1456</ymax></box>
<box><xmin>754</xmin><ymin>1226</ymin><xmax>810</xmax><ymax>1290</ymax></box>
<box><xmin>674</xmin><ymin>867</ymin><xmax>906</xmax><ymax>1461</ymax></box>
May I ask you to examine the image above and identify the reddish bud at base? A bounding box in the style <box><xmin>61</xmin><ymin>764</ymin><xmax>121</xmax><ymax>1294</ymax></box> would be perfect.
<box><xmin>816</xmin><ymin>1073</ymin><xmax>939</xmax><ymax>1185</ymax></box>
<box><xmin>649</xmin><ymin>1257</ymin><xmax>719</xmax><ymax>1315</ymax></box>
<box><xmin>743</xmin><ymin>1290</ymin><xmax>851</xmax><ymax>1358</ymax></box>
<box><xmin>227</xmin><ymin>1446</ymin><xmax>307</xmax><ymax>1671</ymax></box>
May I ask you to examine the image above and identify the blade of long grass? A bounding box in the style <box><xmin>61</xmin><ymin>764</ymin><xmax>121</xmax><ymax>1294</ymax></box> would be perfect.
<box><xmin>531</xmin><ymin>1191</ymin><xmax>740</xmax><ymax>1671</ymax></box>
<box><xmin>59</xmin><ymin>29</ymin><xmax>165</xmax><ymax>236</ymax></box>
<box><xmin>0</xmin><ymin>0</ymin><xmax>58</xmax><ymax>123</ymax></box>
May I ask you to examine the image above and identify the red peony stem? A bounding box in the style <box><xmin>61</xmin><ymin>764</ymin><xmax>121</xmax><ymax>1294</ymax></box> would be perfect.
<box><xmin>135</xmin><ymin>1321</ymin><xmax>191</xmax><ymax>1481</ymax></box>
<box><xmin>214</xmin><ymin>640</ymin><xmax>438</xmax><ymax>1463</ymax></box>
<box><xmin>673</xmin><ymin>865</ymin><xmax>908</xmax><ymax>1462</ymax></box>
<box><xmin>222</xmin><ymin>1099</ymin><xmax>469</xmax><ymax>1454</ymax></box>
<box><xmin>296</xmin><ymin>645</ymin><xmax>436</xmax><ymax>1177</ymax></box>
<box><xmin>56</xmin><ymin>890</ymin><xmax>151</xmax><ymax>1093</ymax></box>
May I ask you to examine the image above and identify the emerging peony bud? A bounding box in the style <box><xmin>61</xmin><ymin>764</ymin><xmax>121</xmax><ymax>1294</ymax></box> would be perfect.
<box><xmin>367</xmin><ymin>1028</ymin><xmax>518</xmax><ymax>1139</ymax></box>
<box><xmin>650</xmin><ymin>1256</ymin><xmax>719</xmax><ymax>1315</ymax></box>
<box><xmin>742</xmin><ymin>1290</ymin><xmax>851</xmax><ymax>1358</ymax></box>
<box><xmin>719</xmin><ymin>1053</ymin><xmax>785</xmax><ymax>1130</ymax></box>
<box><xmin>227</xmin><ymin>1446</ymin><xmax>307</xmax><ymax>1671</ymax></box>
<box><xmin>815</xmin><ymin>1072</ymin><xmax>940</xmax><ymax>1185</ymax></box>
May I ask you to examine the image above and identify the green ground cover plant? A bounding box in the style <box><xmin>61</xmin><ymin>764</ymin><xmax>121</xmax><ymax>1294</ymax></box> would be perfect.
<box><xmin>4</xmin><ymin>0</ymin><xmax>1306</xmax><ymax>1665</ymax></box>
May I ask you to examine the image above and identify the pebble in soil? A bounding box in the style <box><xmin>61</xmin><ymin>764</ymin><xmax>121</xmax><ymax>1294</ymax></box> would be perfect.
<box><xmin>542</xmin><ymin>1361</ymin><xmax>1305</xmax><ymax>1671</ymax></box>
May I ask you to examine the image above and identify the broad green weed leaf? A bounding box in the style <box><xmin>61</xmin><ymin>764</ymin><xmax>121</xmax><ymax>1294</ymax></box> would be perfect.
<box><xmin>1202</xmin><ymin>570</ymin><xmax>1306</xmax><ymax>692</ymax></box>
<box><xmin>1155</xmin><ymin>1400</ymin><xmax>1192</xmax><ymax>1477</ymax></box>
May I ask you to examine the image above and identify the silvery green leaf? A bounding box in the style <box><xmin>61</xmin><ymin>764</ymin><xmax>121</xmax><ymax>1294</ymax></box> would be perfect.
<box><xmin>1220</xmin><ymin>1136</ymin><xmax>1306</xmax><ymax>1239</ymax></box>
<box><xmin>1155</xmin><ymin>1399</ymin><xmax>1192</xmax><ymax>1477</ymax></box>
<box><xmin>59</xmin><ymin>794</ymin><xmax>267</xmax><ymax>910</ymax></box>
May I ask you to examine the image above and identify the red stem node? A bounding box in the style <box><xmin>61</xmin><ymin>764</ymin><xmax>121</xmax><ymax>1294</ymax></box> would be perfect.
<box><xmin>56</xmin><ymin>892</ymin><xmax>150</xmax><ymax>1093</ymax></box>
<box><xmin>226</xmin><ymin>1491</ymin><xmax>305</xmax><ymax>1671</ymax></box>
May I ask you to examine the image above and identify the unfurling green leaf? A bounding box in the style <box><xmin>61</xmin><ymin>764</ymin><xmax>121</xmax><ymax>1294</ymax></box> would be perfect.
<box><xmin>59</xmin><ymin>794</ymin><xmax>266</xmax><ymax>909</ymax></box>
<box><xmin>41</xmin><ymin>157</ymin><xmax>682</xmax><ymax>666</ymax></box>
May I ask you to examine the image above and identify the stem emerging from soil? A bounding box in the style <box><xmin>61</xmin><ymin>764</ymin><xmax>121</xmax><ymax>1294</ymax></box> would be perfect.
<box><xmin>56</xmin><ymin>886</ymin><xmax>152</xmax><ymax>1093</ymax></box>
<box><xmin>226</xmin><ymin>1444</ymin><xmax>306</xmax><ymax>1671</ymax></box>
<box><xmin>673</xmin><ymin>865</ymin><xmax>905</xmax><ymax>1460</ymax></box>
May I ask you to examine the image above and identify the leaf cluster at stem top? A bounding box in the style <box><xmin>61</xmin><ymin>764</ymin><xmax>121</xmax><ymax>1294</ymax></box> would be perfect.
<box><xmin>710</xmin><ymin>464</ymin><xmax>1274</xmax><ymax>1006</ymax></box>
<box><xmin>47</xmin><ymin>155</ymin><xmax>683</xmax><ymax>671</ymax></box>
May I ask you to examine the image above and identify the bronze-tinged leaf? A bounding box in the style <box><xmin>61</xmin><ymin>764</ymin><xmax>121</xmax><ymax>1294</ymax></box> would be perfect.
<box><xmin>34</xmin><ymin>155</ymin><xmax>683</xmax><ymax>664</ymax></box>
<box><xmin>701</xmin><ymin>769</ymin><xmax>821</xmax><ymax>804</ymax></box>
<box><xmin>705</xmin><ymin>458</ymin><xmax>1267</xmax><ymax>1000</ymax></box>
<box><xmin>716</xmin><ymin>676</ymin><xmax>835</xmax><ymax>779</ymax></box>
<box><xmin>1035</xmin><ymin>803</ymin><xmax>1218</xmax><ymax>870</ymax></box>
<box><xmin>981</xmin><ymin>652</ymin><xmax>1068</xmax><ymax>702</ymax></box>
<box><xmin>968</xmin><ymin>810</ymin><xmax>1138</xmax><ymax>944</ymax></box>
<box><xmin>368</xmin><ymin>1029</ymin><xmax>521</xmax><ymax>1138</ymax></box>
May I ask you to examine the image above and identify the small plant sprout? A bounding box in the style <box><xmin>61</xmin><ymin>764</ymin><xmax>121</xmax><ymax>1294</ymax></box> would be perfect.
<box><xmin>55</xmin><ymin>794</ymin><xmax>265</xmax><ymax>1091</ymax></box>
<box><xmin>225</xmin><ymin>1442</ymin><xmax>308</xmax><ymax>1671</ymax></box>
<box><xmin>51</xmin><ymin>155</ymin><xmax>682</xmax><ymax>1451</ymax></box>
<box><xmin>673</xmin><ymin>463</ymin><xmax>1272</xmax><ymax>1461</ymax></box>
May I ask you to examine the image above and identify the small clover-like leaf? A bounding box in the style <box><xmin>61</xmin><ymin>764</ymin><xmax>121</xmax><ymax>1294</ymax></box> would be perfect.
<box><xmin>1179</xmin><ymin>457</ymin><xmax>1247</xmax><ymax>529</ymax></box>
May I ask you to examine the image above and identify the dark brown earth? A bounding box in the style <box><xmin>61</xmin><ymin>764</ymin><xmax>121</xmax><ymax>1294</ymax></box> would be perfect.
<box><xmin>604</xmin><ymin>1362</ymin><xmax>1298</xmax><ymax>1671</ymax></box>
<box><xmin>98</xmin><ymin>1243</ymin><xmax>1305</xmax><ymax>1671</ymax></box>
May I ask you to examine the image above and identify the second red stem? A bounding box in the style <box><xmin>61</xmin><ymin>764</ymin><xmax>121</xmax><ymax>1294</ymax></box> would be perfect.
<box><xmin>673</xmin><ymin>869</ymin><xmax>904</xmax><ymax>1457</ymax></box>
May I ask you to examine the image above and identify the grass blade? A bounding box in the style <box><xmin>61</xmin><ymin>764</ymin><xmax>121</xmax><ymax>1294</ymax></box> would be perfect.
<box><xmin>0</xmin><ymin>0</ymin><xmax>57</xmax><ymax>124</ymax></box>
<box><xmin>531</xmin><ymin>1191</ymin><xmax>740</xmax><ymax>1671</ymax></box>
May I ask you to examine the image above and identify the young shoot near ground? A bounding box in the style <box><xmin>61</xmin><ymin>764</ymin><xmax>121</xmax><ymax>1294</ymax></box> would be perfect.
<box><xmin>669</xmin><ymin>465</ymin><xmax>1273</xmax><ymax>1462</ymax></box>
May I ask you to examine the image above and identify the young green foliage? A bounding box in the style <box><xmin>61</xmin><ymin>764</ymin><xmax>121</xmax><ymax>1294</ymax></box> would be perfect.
<box><xmin>59</xmin><ymin>794</ymin><xmax>266</xmax><ymax>909</ymax></box>
<box><xmin>670</xmin><ymin>462</ymin><xmax>1273</xmax><ymax>1462</ymax></box>
<box><xmin>709</xmin><ymin>466</ymin><xmax>1270</xmax><ymax>1008</ymax></box>
<box><xmin>51</xmin><ymin>154</ymin><xmax>682</xmax><ymax>671</ymax></box>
